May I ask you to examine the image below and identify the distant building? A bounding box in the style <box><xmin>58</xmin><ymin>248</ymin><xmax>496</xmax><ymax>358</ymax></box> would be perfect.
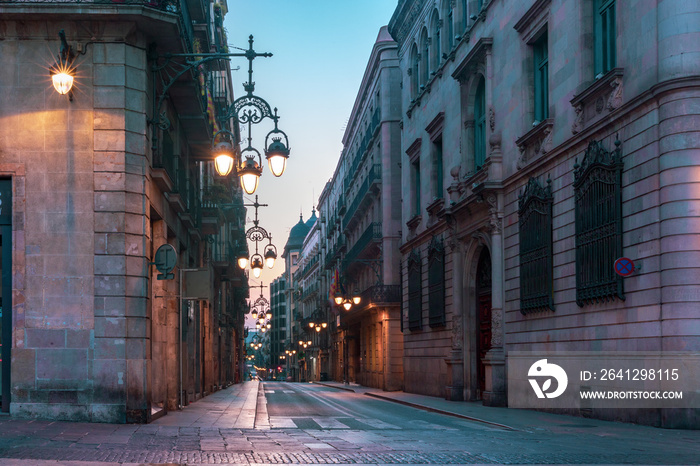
<box><xmin>269</xmin><ymin>275</ymin><xmax>287</xmax><ymax>376</ymax></box>
<box><xmin>281</xmin><ymin>213</ymin><xmax>312</xmax><ymax>381</ymax></box>
<box><xmin>314</xmin><ymin>27</ymin><xmax>405</xmax><ymax>391</ymax></box>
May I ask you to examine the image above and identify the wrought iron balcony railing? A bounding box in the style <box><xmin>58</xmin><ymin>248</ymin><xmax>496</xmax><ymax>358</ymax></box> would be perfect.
<box><xmin>343</xmin><ymin>164</ymin><xmax>381</xmax><ymax>230</ymax></box>
<box><xmin>344</xmin><ymin>222</ymin><xmax>382</xmax><ymax>267</ymax></box>
<box><xmin>358</xmin><ymin>285</ymin><xmax>401</xmax><ymax>308</ymax></box>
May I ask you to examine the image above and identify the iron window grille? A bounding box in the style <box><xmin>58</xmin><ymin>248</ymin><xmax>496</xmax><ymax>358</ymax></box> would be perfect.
<box><xmin>407</xmin><ymin>249</ymin><xmax>423</xmax><ymax>331</ymax></box>
<box><xmin>518</xmin><ymin>176</ymin><xmax>555</xmax><ymax>314</ymax></box>
<box><xmin>428</xmin><ymin>237</ymin><xmax>446</xmax><ymax>327</ymax></box>
<box><xmin>574</xmin><ymin>139</ymin><xmax>624</xmax><ymax>306</ymax></box>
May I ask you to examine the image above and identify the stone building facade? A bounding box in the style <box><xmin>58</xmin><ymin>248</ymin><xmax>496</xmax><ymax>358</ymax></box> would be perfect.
<box><xmin>310</xmin><ymin>27</ymin><xmax>404</xmax><ymax>391</ymax></box>
<box><xmin>389</xmin><ymin>0</ymin><xmax>699</xmax><ymax>427</ymax></box>
<box><xmin>269</xmin><ymin>274</ymin><xmax>286</xmax><ymax>375</ymax></box>
<box><xmin>0</xmin><ymin>0</ymin><xmax>249</xmax><ymax>422</ymax></box>
<box><xmin>280</xmin><ymin>213</ymin><xmax>311</xmax><ymax>381</ymax></box>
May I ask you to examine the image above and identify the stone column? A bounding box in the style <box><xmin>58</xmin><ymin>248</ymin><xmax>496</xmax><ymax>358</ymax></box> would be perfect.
<box><xmin>444</xmin><ymin>236</ymin><xmax>464</xmax><ymax>401</ymax></box>
<box><xmin>483</xmin><ymin>193</ymin><xmax>506</xmax><ymax>407</ymax></box>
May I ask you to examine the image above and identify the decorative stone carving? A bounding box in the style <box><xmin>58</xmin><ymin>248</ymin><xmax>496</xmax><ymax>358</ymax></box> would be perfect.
<box><xmin>489</xmin><ymin>131</ymin><xmax>501</xmax><ymax>154</ymax></box>
<box><xmin>515</xmin><ymin>119</ymin><xmax>553</xmax><ymax>169</ymax></box>
<box><xmin>571</xmin><ymin>103</ymin><xmax>584</xmax><ymax>134</ymax></box>
<box><xmin>488</xmin><ymin>106</ymin><xmax>495</xmax><ymax>131</ymax></box>
<box><xmin>607</xmin><ymin>76</ymin><xmax>623</xmax><ymax>110</ymax></box>
<box><xmin>569</xmin><ymin>68</ymin><xmax>624</xmax><ymax>135</ymax></box>
<box><xmin>595</xmin><ymin>96</ymin><xmax>604</xmax><ymax>113</ymax></box>
<box><xmin>540</xmin><ymin>125</ymin><xmax>553</xmax><ymax>154</ymax></box>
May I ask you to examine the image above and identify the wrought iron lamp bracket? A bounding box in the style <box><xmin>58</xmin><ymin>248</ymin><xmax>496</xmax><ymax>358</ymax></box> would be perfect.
<box><xmin>148</xmin><ymin>34</ymin><xmax>273</xmax><ymax>158</ymax></box>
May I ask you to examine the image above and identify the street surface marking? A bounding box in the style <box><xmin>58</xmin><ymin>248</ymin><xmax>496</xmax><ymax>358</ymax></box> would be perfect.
<box><xmin>268</xmin><ymin>417</ymin><xmax>296</xmax><ymax>428</ymax></box>
<box><xmin>313</xmin><ymin>417</ymin><xmax>350</xmax><ymax>429</ymax></box>
<box><xmin>265</xmin><ymin>390</ymin><xmax>275</xmax><ymax>394</ymax></box>
<box><xmin>356</xmin><ymin>418</ymin><xmax>401</xmax><ymax>429</ymax></box>
<box><xmin>283</xmin><ymin>390</ymin><xmax>295</xmax><ymax>393</ymax></box>
<box><xmin>409</xmin><ymin>419</ymin><xmax>458</xmax><ymax>430</ymax></box>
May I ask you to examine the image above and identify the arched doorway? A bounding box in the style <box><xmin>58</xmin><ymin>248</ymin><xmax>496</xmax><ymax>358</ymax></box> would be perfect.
<box><xmin>475</xmin><ymin>248</ymin><xmax>492</xmax><ymax>398</ymax></box>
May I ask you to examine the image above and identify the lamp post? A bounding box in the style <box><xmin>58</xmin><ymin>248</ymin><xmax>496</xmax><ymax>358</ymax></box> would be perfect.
<box><xmin>148</xmin><ymin>34</ymin><xmax>290</xmax><ymax>194</ymax></box>
<box><xmin>237</xmin><ymin>196</ymin><xmax>277</xmax><ymax>278</ymax></box>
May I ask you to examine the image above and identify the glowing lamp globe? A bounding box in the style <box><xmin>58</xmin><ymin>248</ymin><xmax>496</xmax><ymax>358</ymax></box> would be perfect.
<box><xmin>51</xmin><ymin>67</ymin><xmax>74</xmax><ymax>95</ymax></box>
<box><xmin>265</xmin><ymin>138</ymin><xmax>289</xmax><ymax>177</ymax></box>
<box><xmin>212</xmin><ymin>141</ymin><xmax>236</xmax><ymax>177</ymax></box>
<box><xmin>239</xmin><ymin>156</ymin><xmax>262</xmax><ymax>195</ymax></box>
<box><xmin>264</xmin><ymin>247</ymin><xmax>277</xmax><ymax>268</ymax></box>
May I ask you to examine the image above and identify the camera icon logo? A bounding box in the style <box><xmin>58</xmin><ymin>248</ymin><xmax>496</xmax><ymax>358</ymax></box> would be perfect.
<box><xmin>528</xmin><ymin>359</ymin><xmax>568</xmax><ymax>399</ymax></box>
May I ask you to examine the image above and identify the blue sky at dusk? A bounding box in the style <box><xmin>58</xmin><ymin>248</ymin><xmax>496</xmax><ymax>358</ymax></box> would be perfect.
<box><xmin>224</xmin><ymin>0</ymin><xmax>398</xmax><ymax>307</ymax></box>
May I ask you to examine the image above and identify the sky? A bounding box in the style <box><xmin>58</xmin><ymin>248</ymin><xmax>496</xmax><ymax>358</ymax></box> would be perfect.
<box><xmin>224</xmin><ymin>0</ymin><xmax>398</xmax><ymax>322</ymax></box>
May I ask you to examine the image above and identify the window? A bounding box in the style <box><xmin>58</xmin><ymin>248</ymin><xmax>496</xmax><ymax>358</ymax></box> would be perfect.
<box><xmin>518</xmin><ymin>177</ymin><xmax>554</xmax><ymax>314</ymax></box>
<box><xmin>410</xmin><ymin>44</ymin><xmax>419</xmax><ymax>99</ymax></box>
<box><xmin>447</xmin><ymin>2</ymin><xmax>454</xmax><ymax>50</ymax></box>
<box><xmin>473</xmin><ymin>76</ymin><xmax>486</xmax><ymax>170</ymax></box>
<box><xmin>574</xmin><ymin>139</ymin><xmax>624</xmax><ymax>306</ymax></box>
<box><xmin>407</xmin><ymin>250</ymin><xmax>422</xmax><ymax>330</ymax></box>
<box><xmin>533</xmin><ymin>31</ymin><xmax>549</xmax><ymax>122</ymax></box>
<box><xmin>428</xmin><ymin>238</ymin><xmax>445</xmax><ymax>327</ymax></box>
<box><xmin>433</xmin><ymin>137</ymin><xmax>444</xmax><ymax>199</ymax></box>
<box><xmin>420</xmin><ymin>29</ymin><xmax>429</xmax><ymax>86</ymax></box>
<box><xmin>412</xmin><ymin>158</ymin><xmax>421</xmax><ymax>216</ymax></box>
<box><xmin>461</xmin><ymin>0</ymin><xmax>468</xmax><ymax>33</ymax></box>
<box><xmin>595</xmin><ymin>0</ymin><xmax>616</xmax><ymax>76</ymax></box>
<box><xmin>431</xmin><ymin>10</ymin><xmax>441</xmax><ymax>72</ymax></box>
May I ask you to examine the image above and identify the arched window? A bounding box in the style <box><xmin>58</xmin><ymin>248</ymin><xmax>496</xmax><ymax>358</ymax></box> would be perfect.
<box><xmin>461</xmin><ymin>0</ymin><xmax>468</xmax><ymax>33</ymax></box>
<box><xmin>410</xmin><ymin>43</ymin><xmax>419</xmax><ymax>98</ymax></box>
<box><xmin>473</xmin><ymin>76</ymin><xmax>486</xmax><ymax>169</ymax></box>
<box><xmin>446</xmin><ymin>1</ymin><xmax>454</xmax><ymax>50</ymax></box>
<box><xmin>420</xmin><ymin>28</ymin><xmax>429</xmax><ymax>87</ymax></box>
<box><xmin>430</xmin><ymin>10</ymin><xmax>441</xmax><ymax>72</ymax></box>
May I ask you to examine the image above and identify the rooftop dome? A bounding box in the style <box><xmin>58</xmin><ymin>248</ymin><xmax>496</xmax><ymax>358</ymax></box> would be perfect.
<box><xmin>284</xmin><ymin>213</ymin><xmax>311</xmax><ymax>254</ymax></box>
<box><xmin>305</xmin><ymin>208</ymin><xmax>317</xmax><ymax>229</ymax></box>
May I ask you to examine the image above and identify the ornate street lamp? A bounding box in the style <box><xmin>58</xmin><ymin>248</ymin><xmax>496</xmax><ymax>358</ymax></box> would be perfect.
<box><xmin>238</xmin><ymin>196</ymin><xmax>277</xmax><ymax>277</ymax></box>
<box><xmin>334</xmin><ymin>288</ymin><xmax>361</xmax><ymax>311</ymax></box>
<box><xmin>250</xmin><ymin>253</ymin><xmax>264</xmax><ymax>278</ymax></box>
<box><xmin>49</xmin><ymin>30</ymin><xmax>76</xmax><ymax>100</ymax></box>
<box><xmin>264</xmin><ymin>109</ymin><xmax>290</xmax><ymax>177</ymax></box>
<box><xmin>149</xmin><ymin>35</ymin><xmax>290</xmax><ymax>194</ymax></box>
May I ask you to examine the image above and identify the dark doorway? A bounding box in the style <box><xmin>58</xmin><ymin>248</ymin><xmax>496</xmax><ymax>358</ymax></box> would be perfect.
<box><xmin>0</xmin><ymin>179</ymin><xmax>12</xmax><ymax>413</ymax></box>
<box><xmin>475</xmin><ymin>248</ymin><xmax>492</xmax><ymax>397</ymax></box>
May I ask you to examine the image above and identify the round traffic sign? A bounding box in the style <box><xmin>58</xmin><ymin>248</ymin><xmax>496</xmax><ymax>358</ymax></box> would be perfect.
<box><xmin>614</xmin><ymin>257</ymin><xmax>635</xmax><ymax>277</ymax></box>
<box><xmin>154</xmin><ymin>244</ymin><xmax>177</xmax><ymax>276</ymax></box>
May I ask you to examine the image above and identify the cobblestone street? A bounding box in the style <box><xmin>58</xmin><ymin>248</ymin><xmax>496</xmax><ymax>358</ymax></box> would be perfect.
<box><xmin>0</xmin><ymin>382</ymin><xmax>697</xmax><ymax>465</ymax></box>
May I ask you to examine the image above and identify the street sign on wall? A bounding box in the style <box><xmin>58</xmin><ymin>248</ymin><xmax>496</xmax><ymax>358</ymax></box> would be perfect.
<box><xmin>614</xmin><ymin>257</ymin><xmax>635</xmax><ymax>277</ymax></box>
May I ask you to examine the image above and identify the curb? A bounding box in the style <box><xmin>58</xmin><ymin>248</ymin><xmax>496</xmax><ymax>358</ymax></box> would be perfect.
<box><xmin>310</xmin><ymin>381</ymin><xmax>360</xmax><ymax>393</ymax></box>
<box><xmin>363</xmin><ymin>392</ymin><xmax>516</xmax><ymax>431</ymax></box>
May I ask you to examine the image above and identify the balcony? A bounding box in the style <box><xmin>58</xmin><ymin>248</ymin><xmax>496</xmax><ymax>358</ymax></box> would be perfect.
<box><xmin>342</xmin><ymin>164</ymin><xmax>381</xmax><ymax>231</ymax></box>
<box><xmin>345</xmin><ymin>285</ymin><xmax>401</xmax><ymax>317</ymax></box>
<box><xmin>336</xmin><ymin>194</ymin><xmax>346</xmax><ymax>215</ymax></box>
<box><xmin>344</xmin><ymin>222</ymin><xmax>382</xmax><ymax>268</ymax></box>
<box><xmin>211</xmin><ymin>240</ymin><xmax>233</xmax><ymax>270</ymax></box>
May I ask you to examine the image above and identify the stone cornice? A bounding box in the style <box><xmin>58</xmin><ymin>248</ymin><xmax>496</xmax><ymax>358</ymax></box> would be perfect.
<box><xmin>501</xmin><ymin>75</ymin><xmax>700</xmax><ymax>191</ymax></box>
<box><xmin>451</xmin><ymin>37</ymin><xmax>493</xmax><ymax>83</ymax></box>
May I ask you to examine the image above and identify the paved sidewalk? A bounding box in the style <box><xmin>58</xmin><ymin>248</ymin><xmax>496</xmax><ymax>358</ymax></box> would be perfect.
<box><xmin>153</xmin><ymin>380</ymin><xmax>260</xmax><ymax>428</ymax></box>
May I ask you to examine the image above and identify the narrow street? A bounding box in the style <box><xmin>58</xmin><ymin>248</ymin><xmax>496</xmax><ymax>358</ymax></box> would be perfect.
<box><xmin>0</xmin><ymin>381</ymin><xmax>697</xmax><ymax>465</ymax></box>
